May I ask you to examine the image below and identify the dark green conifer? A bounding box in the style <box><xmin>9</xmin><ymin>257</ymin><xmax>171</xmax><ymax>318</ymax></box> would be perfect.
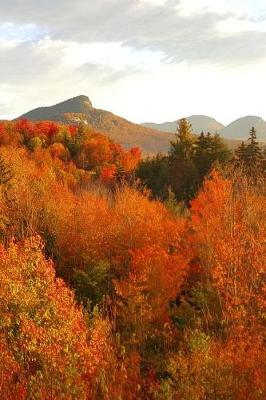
<box><xmin>244</xmin><ymin>127</ymin><xmax>263</xmax><ymax>176</ymax></box>
<box><xmin>169</xmin><ymin>119</ymin><xmax>197</xmax><ymax>202</ymax></box>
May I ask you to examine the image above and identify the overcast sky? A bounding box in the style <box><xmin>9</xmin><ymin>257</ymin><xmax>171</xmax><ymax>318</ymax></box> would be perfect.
<box><xmin>1</xmin><ymin>0</ymin><xmax>266</xmax><ymax>124</ymax></box>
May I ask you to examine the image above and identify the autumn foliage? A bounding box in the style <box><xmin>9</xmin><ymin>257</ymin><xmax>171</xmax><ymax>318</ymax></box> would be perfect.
<box><xmin>0</xmin><ymin>120</ymin><xmax>265</xmax><ymax>399</ymax></box>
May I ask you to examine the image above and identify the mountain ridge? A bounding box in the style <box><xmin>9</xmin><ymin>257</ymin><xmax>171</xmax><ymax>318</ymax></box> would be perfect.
<box><xmin>142</xmin><ymin>115</ymin><xmax>225</xmax><ymax>135</ymax></box>
<box><xmin>16</xmin><ymin>95</ymin><xmax>174</xmax><ymax>154</ymax></box>
<box><xmin>15</xmin><ymin>95</ymin><xmax>252</xmax><ymax>153</ymax></box>
<box><xmin>142</xmin><ymin>115</ymin><xmax>266</xmax><ymax>142</ymax></box>
<box><xmin>220</xmin><ymin>116</ymin><xmax>266</xmax><ymax>141</ymax></box>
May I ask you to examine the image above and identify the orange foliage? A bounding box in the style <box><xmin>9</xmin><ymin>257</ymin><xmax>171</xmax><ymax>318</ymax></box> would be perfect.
<box><xmin>100</xmin><ymin>164</ymin><xmax>117</xmax><ymax>184</ymax></box>
<box><xmin>184</xmin><ymin>170</ymin><xmax>266</xmax><ymax>398</ymax></box>
<box><xmin>0</xmin><ymin>119</ymin><xmax>264</xmax><ymax>399</ymax></box>
<box><xmin>191</xmin><ymin>170</ymin><xmax>265</xmax><ymax>328</ymax></box>
<box><xmin>0</xmin><ymin>237</ymin><xmax>90</xmax><ymax>399</ymax></box>
<box><xmin>115</xmin><ymin>245</ymin><xmax>187</xmax><ymax>327</ymax></box>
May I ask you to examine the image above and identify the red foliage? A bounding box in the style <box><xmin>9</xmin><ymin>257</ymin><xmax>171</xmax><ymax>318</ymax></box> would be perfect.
<box><xmin>35</xmin><ymin>121</ymin><xmax>59</xmax><ymax>140</ymax></box>
<box><xmin>100</xmin><ymin>164</ymin><xmax>117</xmax><ymax>184</ymax></box>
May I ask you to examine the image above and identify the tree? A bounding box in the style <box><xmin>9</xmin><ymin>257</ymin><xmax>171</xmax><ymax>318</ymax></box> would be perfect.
<box><xmin>245</xmin><ymin>127</ymin><xmax>263</xmax><ymax>175</ymax></box>
<box><xmin>170</xmin><ymin>119</ymin><xmax>195</xmax><ymax>160</ymax></box>
<box><xmin>169</xmin><ymin>119</ymin><xmax>197</xmax><ymax>202</ymax></box>
<box><xmin>136</xmin><ymin>154</ymin><xmax>169</xmax><ymax>199</ymax></box>
<box><xmin>0</xmin><ymin>236</ymin><xmax>90</xmax><ymax>399</ymax></box>
<box><xmin>235</xmin><ymin>127</ymin><xmax>264</xmax><ymax>178</ymax></box>
<box><xmin>187</xmin><ymin>169</ymin><xmax>266</xmax><ymax>398</ymax></box>
<box><xmin>194</xmin><ymin>132</ymin><xmax>230</xmax><ymax>187</ymax></box>
<box><xmin>235</xmin><ymin>141</ymin><xmax>247</xmax><ymax>162</ymax></box>
<box><xmin>28</xmin><ymin>136</ymin><xmax>43</xmax><ymax>152</ymax></box>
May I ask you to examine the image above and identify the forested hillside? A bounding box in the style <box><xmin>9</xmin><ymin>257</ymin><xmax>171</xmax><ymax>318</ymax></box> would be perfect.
<box><xmin>16</xmin><ymin>95</ymin><xmax>174</xmax><ymax>154</ymax></box>
<box><xmin>0</xmin><ymin>119</ymin><xmax>265</xmax><ymax>399</ymax></box>
<box><xmin>15</xmin><ymin>95</ymin><xmax>244</xmax><ymax>154</ymax></box>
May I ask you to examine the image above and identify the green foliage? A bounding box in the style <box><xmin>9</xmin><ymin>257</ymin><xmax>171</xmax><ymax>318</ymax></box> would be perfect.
<box><xmin>72</xmin><ymin>259</ymin><xmax>110</xmax><ymax>307</ymax></box>
<box><xmin>194</xmin><ymin>132</ymin><xmax>231</xmax><ymax>183</ymax></box>
<box><xmin>138</xmin><ymin>120</ymin><xmax>231</xmax><ymax>203</ymax></box>
<box><xmin>164</xmin><ymin>188</ymin><xmax>189</xmax><ymax>217</ymax></box>
<box><xmin>28</xmin><ymin>136</ymin><xmax>43</xmax><ymax>151</ymax></box>
<box><xmin>188</xmin><ymin>330</ymin><xmax>211</xmax><ymax>353</ymax></box>
<box><xmin>168</xmin><ymin>119</ymin><xmax>197</xmax><ymax>201</ymax></box>
<box><xmin>136</xmin><ymin>153</ymin><xmax>169</xmax><ymax>199</ymax></box>
<box><xmin>235</xmin><ymin>127</ymin><xmax>264</xmax><ymax>177</ymax></box>
<box><xmin>170</xmin><ymin>119</ymin><xmax>195</xmax><ymax>159</ymax></box>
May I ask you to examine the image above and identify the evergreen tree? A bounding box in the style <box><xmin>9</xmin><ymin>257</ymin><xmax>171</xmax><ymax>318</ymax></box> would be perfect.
<box><xmin>194</xmin><ymin>131</ymin><xmax>211</xmax><ymax>181</ymax></box>
<box><xmin>234</xmin><ymin>128</ymin><xmax>264</xmax><ymax>178</ymax></box>
<box><xmin>169</xmin><ymin>118</ymin><xmax>195</xmax><ymax>159</ymax></box>
<box><xmin>169</xmin><ymin>119</ymin><xmax>197</xmax><ymax>202</ymax></box>
<box><xmin>194</xmin><ymin>131</ymin><xmax>230</xmax><ymax>189</ymax></box>
<box><xmin>244</xmin><ymin>127</ymin><xmax>263</xmax><ymax>176</ymax></box>
<box><xmin>210</xmin><ymin>133</ymin><xmax>231</xmax><ymax>163</ymax></box>
<box><xmin>235</xmin><ymin>141</ymin><xmax>247</xmax><ymax>163</ymax></box>
<box><xmin>136</xmin><ymin>153</ymin><xmax>169</xmax><ymax>199</ymax></box>
<box><xmin>137</xmin><ymin>121</ymin><xmax>230</xmax><ymax>203</ymax></box>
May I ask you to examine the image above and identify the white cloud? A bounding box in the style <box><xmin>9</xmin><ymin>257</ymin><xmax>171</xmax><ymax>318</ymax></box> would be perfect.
<box><xmin>0</xmin><ymin>0</ymin><xmax>266</xmax><ymax>125</ymax></box>
<box><xmin>216</xmin><ymin>17</ymin><xmax>266</xmax><ymax>35</ymax></box>
<box><xmin>39</xmin><ymin>37</ymin><xmax>164</xmax><ymax>72</ymax></box>
<box><xmin>178</xmin><ymin>0</ymin><xmax>251</xmax><ymax>17</ymax></box>
<box><xmin>139</xmin><ymin>0</ymin><xmax>167</xmax><ymax>5</ymax></box>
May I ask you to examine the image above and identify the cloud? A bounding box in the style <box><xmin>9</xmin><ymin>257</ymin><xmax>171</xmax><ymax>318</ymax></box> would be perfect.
<box><xmin>1</xmin><ymin>0</ymin><xmax>266</xmax><ymax>65</ymax></box>
<box><xmin>0</xmin><ymin>0</ymin><xmax>266</xmax><ymax>123</ymax></box>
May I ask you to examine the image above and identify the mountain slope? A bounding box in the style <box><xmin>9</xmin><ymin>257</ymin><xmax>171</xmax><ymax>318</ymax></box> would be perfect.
<box><xmin>220</xmin><ymin>116</ymin><xmax>266</xmax><ymax>141</ymax></box>
<box><xmin>19</xmin><ymin>95</ymin><xmax>93</xmax><ymax>119</ymax></box>
<box><xmin>142</xmin><ymin>115</ymin><xmax>224</xmax><ymax>134</ymax></box>
<box><xmin>16</xmin><ymin>95</ymin><xmax>244</xmax><ymax>153</ymax></box>
<box><xmin>17</xmin><ymin>95</ymin><xmax>174</xmax><ymax>154</ymax></box>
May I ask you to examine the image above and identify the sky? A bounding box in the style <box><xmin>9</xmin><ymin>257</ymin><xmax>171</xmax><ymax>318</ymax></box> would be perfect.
<box><xmin>0</xmin><ymin>0</ymin><xmax>266</xmax><ymax>125</ymax></box>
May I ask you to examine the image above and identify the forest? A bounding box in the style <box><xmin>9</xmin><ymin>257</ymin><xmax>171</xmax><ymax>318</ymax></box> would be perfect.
<box><xmin>0</xmin><ymin>118</ymin><xmax>265</xmax><ymax>399</ymax></box>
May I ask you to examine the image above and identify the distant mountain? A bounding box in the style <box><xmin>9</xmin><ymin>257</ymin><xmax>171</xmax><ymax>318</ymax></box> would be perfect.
<box><xmin>16</xmin><ymin>95</ymin><xmax>243</xmax><ymax>153</ymax></box>
<box><xmin>142</xmin><ymin>115</ymin><xmax>224</xmax><ymax>135</ymax></box>
<box><xmin>18</xmin><ymin>95</ymin><xmax>93</xmax><ymax>120</ymax></box>
<box><xmin>220</xmin><ymin>116</ymin><xmax>266</xmax><ymax>141</ymax></box>
<box><xmin>16</xmin><ymin>95</ymin><xmax>174</xmax><ymax>154</ymax></box>
<box><xmin>142</xmin><ymin>115</ymin><xmax>266</xmax><ymax>143</ymax></box>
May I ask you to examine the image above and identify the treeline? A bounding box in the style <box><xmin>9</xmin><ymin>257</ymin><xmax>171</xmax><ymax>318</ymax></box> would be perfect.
<box><xmin>0</xmin><ymin>120</ymin><xmax>265</xmax><ymax>399</ymax></box>
<box><xmin>0</xmin><ymin>119</ymin><xmax>141</xmax><ymax>186</ymax></box>
<box><xmin>137</xmin><ymin>119</ymin><xmax>265</xmax><ymax>204</ymax></box>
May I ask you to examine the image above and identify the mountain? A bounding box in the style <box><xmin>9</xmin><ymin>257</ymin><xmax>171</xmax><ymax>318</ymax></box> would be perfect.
<box><xmin>220</xmin><ymin>116</ymin><xmax>266</xmax><ymax>141</ymax></box>
<box><xmin>16</xmin><ymin>95</ymin><xmax>244</xmax><ymax>153</ymax></box>
<box><xmin>142</xmin><ymin>115</ymin><xmax>224</xmax><ymax>135</ymax></box>
<box><xmin>19</xmin><ymin>95</ymin><xmax>93</xmax><ymax>119</ymax></box>
<box><xmin>16</xmin><ymin>95</ymin><xmax>174</xmax><ymax>154</ymax></box>
<box><xmin>142</xmin><ymin>115</ymin><xmax>266</xmax><ymax>143</ymax></box>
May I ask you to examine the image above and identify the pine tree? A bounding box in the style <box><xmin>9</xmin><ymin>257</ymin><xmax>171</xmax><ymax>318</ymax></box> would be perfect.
<box><xmin>246</xmin><ymin>127</ymin><xmax>262</xmax><ymax>162</ymax></box>
<box><xmin>234</xmin><ymin>128</ymin><xmax>264</xmax><ymax>178</ymax></box>
<box><xmin>235</xmin><ymin>141</ymin><xmax>247</xmax><ymax>163</ymax></box>
<box><xmin>170</xmin><ymin>118</ymin><xmax>195</xmax><ymax>159</ymax></box>
<box><xmin>136</xmin><ymin>153</ymin><xmax>169</xmax><ymax>199</ymax></box>
<box><xmin>193</xmin><ymin>131</ymin><xmax>211</xmax><ymax>180</ymax></box>
<box><xmin>169</xmin><ymin>119</ymin><xmax>197</xmax><ymax>202</ymax></box>
<box><xmin>194</xmin><ymin>132</ymin><xmax>230</xmax><ymax>188</ymax></box>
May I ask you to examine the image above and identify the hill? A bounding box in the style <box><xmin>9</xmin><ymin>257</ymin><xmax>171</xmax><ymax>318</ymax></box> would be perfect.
<box><xmin>142</xmin><ymin>115</ymin><xmax>224</xmax><ymax>135</ymax></box>
<box><xmin>16</xmin><ymin>95</ymin><xmax>245</xmax><ymax>153</ymax></box>
<box><xmin>220</xmin><ymin>116</ymin><xmax>266</xmax><ymax>141</ymax></box>
<box><xmin>16</xmin><ymin>95</ymin><xmax>174</xmax><ymax>155</ymax></box>
<box><xmin>142</xmin><ymin>115</ymin><xmax>266</xmax><ymax>143</ymax></box>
